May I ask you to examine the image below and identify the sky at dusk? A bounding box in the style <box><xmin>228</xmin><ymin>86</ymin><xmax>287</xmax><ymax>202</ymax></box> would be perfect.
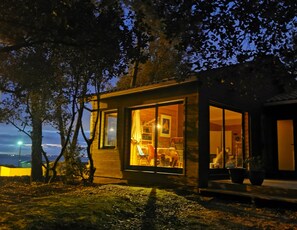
<box><xmin>0</xmin><ymin>80</ymin><xmax>113</xmax><ymax>158</ymax></box>
<box><xmin>0</xmin><ymin>115</ymin><xmax>90</xmax><ymax>157</ymax></box>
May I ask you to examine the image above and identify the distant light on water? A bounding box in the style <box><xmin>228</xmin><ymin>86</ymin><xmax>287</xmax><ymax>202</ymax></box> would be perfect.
<box><xmin>17</xmin><ymin>141</ymin><xmax>23</xmax><ymax>146</ymax></box>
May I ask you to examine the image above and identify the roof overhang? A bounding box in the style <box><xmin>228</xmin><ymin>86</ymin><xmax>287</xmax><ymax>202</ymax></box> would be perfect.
<box><xmin>94</xmin><ymin>76</ymin><xmax>198</xmax><ymax>100</ymax></box>
<box><xmin>265</xmin><ymin>99</ymin><xmax>297</xmax><ymax>106</ymax></box>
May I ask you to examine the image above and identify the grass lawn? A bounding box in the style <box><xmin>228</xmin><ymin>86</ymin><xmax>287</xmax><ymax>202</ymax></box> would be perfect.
<box><xmin>0</xmin><ymin>179</ymin><xmax>296</xmax><ymax>230</ymax></box>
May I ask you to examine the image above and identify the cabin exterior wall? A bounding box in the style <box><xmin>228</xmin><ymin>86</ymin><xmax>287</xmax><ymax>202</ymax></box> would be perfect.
<box><xmin>90</xmin><ymin>81</ymin><xmax>201</xmax><ymax>187</ymax></box>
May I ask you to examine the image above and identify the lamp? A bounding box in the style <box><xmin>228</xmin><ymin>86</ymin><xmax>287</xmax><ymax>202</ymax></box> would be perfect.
<box><xmin>17</xmin><ymin>141</ymin><xmax>23</xmax><ymax>167</ymax></box>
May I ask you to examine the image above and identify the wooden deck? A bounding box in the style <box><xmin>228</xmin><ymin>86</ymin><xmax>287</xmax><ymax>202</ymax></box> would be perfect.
<box><xmin>199</xmin><ymin>179</ymin><xmax>297</xmax><ymax>205</ymax></box>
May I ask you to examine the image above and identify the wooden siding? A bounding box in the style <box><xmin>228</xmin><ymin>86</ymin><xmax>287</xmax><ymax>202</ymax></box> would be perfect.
<box><xmin>184</xmin><ymin>94</ymin><xmax>199</xmax><ymax>181</ymax></box>
<box><xmin>93</xmin><ymin>149</ymin><xmax>123</xmax><ymax>178</ymax></box>
<box><xmin>244</xmin><ymin>112</ymin><xmax>250</xmax><ymax>159</ymax></box>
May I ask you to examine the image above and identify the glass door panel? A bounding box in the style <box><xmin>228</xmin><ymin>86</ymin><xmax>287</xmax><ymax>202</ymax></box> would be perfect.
<box><xmin>225</xmin><ymin>110</ymin><xmax>243</xmax><ymax>168</ymax></box>
<box><xmin>277</xmin><ymin>120</ymin><xmax>295</xmax><ymax>171</ymax></box>
<box><xmin>209</xmin><ymin>106</ymin><xmax>246</xmax><ymax>169</ymax></box>
<box><xmin>130</xmin><ymin>108</ymin><xmax>155</xmax><ymax>166</ymax></box>
<box><xmin>157</xmin><ymin>104</ymin><xmax>184</xmax><ymax>168</ymax></box>
<box><xmin>209</xmin><ymin>106</ymin><xmax>223</xmax><ymax>168</ymax></box>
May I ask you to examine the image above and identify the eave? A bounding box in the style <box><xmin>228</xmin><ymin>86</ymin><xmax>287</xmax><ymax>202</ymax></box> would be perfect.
<box><xmin>91</xmin><ymin>76</ymin><xmax>198</xmax><ymax>100</ymax></box>
<box><xmin>265</xmin><ymin>99</ymin><xmax>297</xmax><ymax>106</ymax></box>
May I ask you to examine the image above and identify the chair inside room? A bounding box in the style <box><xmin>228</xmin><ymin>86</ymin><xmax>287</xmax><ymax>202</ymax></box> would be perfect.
<box><xmin>137</xmin><ymin>145</ymin><xmax>149</xmax><ymax>165</ymax></box>
<box><xmin>170</xmin><ymin>137</ymin><xmax>184</xmax><ymax>167</ymax></box>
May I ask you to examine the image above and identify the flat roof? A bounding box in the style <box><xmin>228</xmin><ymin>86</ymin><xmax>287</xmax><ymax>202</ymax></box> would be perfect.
<box><xmin>265</xmin><ymin>90</ymin><xmax>297</xmax><ymax>106</ymax></box>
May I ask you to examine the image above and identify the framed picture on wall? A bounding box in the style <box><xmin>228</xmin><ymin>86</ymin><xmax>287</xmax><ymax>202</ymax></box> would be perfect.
<box><xmin>160</xmin><ymin>114</ymin><xmax>171</xmax><ymax>137</ymax></box>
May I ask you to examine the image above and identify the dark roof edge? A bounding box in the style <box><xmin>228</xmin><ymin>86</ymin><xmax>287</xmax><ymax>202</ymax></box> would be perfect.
<box><xmin>93</xmin><ymin>76</ymin><xmax>198</xmax><ymax>100</ymax></box>
<box><xmin>265</xmin><ymin>99</ymin><xmax>297</xmax><ymax>106</ymax></box>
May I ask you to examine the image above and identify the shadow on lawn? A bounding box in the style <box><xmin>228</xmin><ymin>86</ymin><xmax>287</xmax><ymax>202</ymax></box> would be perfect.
<box><xmin>141</xmin><ymin>187</ymin><xmax>157</xmax><ymax>230</ymax></box>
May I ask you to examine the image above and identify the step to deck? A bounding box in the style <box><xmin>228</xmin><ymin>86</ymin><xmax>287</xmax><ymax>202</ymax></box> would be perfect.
<box><xmin>199</xmin><ymin>179</ymin><xmax>297</xmax><ymax>205</ymax></box>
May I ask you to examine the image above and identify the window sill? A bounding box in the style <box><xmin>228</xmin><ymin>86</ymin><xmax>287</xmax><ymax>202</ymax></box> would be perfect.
<box><xmin>126</xmin><ymin>166</ymin><xmax>184</xmax><ymax>175</ymax></box>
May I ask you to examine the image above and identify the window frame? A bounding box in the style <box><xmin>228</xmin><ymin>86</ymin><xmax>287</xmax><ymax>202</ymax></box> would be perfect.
<box><xmin>126</xmin><ymin>100</ymin><xmax>185</xmax><ymax>174</ymax></box>
<box><xmin>209</xmin><ymin>104</ymin><xmax>248</xmax><ymax>170</ymax></box>
<box><xmin>99</xmin><ymin>110</ymin><xmax>118</xmax><ymax>149</ymax></box>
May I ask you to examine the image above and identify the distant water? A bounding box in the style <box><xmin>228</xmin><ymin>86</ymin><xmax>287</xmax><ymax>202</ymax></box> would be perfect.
<box><xmin>0</xmin><ymin>154</ymin><xmax>88</xmax><ymax>167</ymax></box>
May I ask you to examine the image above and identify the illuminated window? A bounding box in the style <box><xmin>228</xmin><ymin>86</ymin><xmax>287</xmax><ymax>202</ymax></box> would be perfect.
<box><xmin>102</xmin><ymin>111</ymin><xmax>117</xmax><ymax>148</ymax></box>
<box><xmin>209</xmin><ymin>106</ymin><xmax>248</xmax><ymax>169</ymax></box>
<box><xmin>129</xmin><ymin>102</ymin><xmax>184</xmax><ymax>171</ymax></box>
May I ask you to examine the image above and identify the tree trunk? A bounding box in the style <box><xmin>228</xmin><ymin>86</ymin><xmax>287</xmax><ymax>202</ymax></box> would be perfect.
<box><xmin>86</xmin><ymin>142</ymin><xmax>95</xmax><ymax>183</ymax></box>
<box><xmin>130</xmin><ymin>31</ymin><xmax>142</xmax><ymax>88</ymax></box>
<box><xmin>31</xmin><ymin>113</ymin><xmax>43</xmax><ymax>182</ymax></box>
<box><xmin>57</xmin><ymin>104</ymin><xmax>66</xmax><ymax>147</ymax></box>
<box><xmin>130</xmin><ymin>58</ymin><xmax>139</xmax><ymax>87</ymax></box>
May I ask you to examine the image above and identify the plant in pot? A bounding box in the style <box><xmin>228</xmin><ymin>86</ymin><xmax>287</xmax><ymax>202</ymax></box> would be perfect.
<box><xmin>226</xmin><ymin>161</ymin><xmax>246</xmax><ymax>184</ymax></box>
<box><xmin>244</xmin><ymin>155</ymin><xmax>265</xmax><ymax>186</ymax></box>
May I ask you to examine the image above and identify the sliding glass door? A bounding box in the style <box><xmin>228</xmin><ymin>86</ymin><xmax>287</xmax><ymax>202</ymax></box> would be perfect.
<box><xmin>129</xmin><ymin>101</ymin><xmax>184</xmax><ymax>172</ymax></box>
<box><xmin>209</xmin><ymin>106</ymin><xmax>248</xmax><ymax>169</ymax></box>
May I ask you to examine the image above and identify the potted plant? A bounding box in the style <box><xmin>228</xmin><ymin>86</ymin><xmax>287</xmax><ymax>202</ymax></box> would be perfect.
<box><xmin>245</xmin><ymin>155</ymin><xmax>265</xmax><ymax>186</ymax></box>
<box><xmin>226</xmin><ymin>161</ymin><xmax>246</xmax><ymax>184</ymax></box>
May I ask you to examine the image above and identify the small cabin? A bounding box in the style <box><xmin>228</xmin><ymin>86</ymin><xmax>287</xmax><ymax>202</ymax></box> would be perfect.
<box><xmin>89</xmin><ymin>58</ymin><xmax>296</xmax><ymax>188</ymax></box>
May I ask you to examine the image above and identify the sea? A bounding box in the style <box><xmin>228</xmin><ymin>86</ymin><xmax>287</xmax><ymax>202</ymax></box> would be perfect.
<box><xmin>0</xmin><ymin>154</ymin><xmax>89</xmax><ymax>167</ymax></box>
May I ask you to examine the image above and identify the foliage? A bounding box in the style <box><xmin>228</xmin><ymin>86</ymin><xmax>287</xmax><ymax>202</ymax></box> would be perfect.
<box><xmin>225</xmin><ymin>161</ymin><xmax>236</xmax><ymax>169</ymax></box>
<box><xmin>0</xmin><ymin>0</ymin><xmax>132</xmax><ymax>182</ymax></box>
<box><xmin>244</xmin><ymin>155</ymin><xmax>264</xmax><ymax>171</ymax></box>
<box><xmin>116</xmin><ymin>0</ymin><xmax>296</xmax><ymax>89</ymax></box>
<box><xmin>149</xmin><ymin>0</ymin><xmax>296</xmax><ymax>73</ymax></box>
<box><xmin>117</xmin><ymin>1</ymin><xmax>190</xmax><ymax>88</ymax></box>
<box><xmin>0</xmin><ymin>46</ymin><xmax>62</xmax><ymax>181</ymax></box>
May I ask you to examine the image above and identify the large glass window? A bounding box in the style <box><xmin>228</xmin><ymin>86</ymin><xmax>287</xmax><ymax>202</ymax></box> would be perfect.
<box><xmin>209</xmin><ymin>106</ymin><xmax>246</xmax><ymax>169</ymax></box>
<box><xmin>102</xmin><ymin>111</ymin><xmax>117</xmax><ymax>148</ymax></box>
<box><xmin>130</xmin><ymin>102</ymin><xmax>184</xmax><ymax>170</ymax></box>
